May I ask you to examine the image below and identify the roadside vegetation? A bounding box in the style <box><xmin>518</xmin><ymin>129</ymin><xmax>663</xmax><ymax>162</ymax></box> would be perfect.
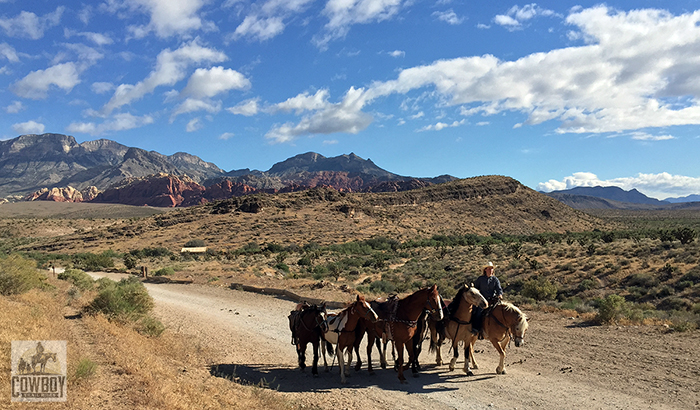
<box><xmin>0</xmin><ymin>254</ymin><xmax>297</xmax><ymax>409</ymax></box>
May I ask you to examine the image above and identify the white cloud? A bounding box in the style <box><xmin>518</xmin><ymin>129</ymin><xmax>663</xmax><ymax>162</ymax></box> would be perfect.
<box><xmin>171</xmin><ymin>98</ymin><xmax>222</xmax><ymax>120</ymax></box>
<box><xmin>218</xmin><ymin>132</ymin><xmax>235</xmax><ymax>140</ymax></box>
<box><xmin>66</xmin><ymin>113</ymin><xmax>154</xmax><ymax>135</ymax></box>
<box><xmin>265</xmin><ymin>87</ymin><xmax>373</xmax><ymax>143</ymax></box>
<box><xmin>0</xmin><ymin>42</ymin><xmax>19</xmax><ymax>62</ymax></box>
<box><xmin>12</xmin><ymin>120</ymin><xmax>45</xmax><ymax>134</ymax></box>
<box><xmin>186</xmin><ymin>117</ymin><xmax>203</xmax><ymax>132</ymax></box>
<box><xmin>64</xmin><ymin>29</ymin><xmax>114</xmax><ymax>46</ymax></box>
<box><xmin>314</xmin><ymin>0</ymin><xmax>407</xmax><ymax>49</ymax></box>
<box><xmin>103</xmin><ymin>40</ymin><xmax>226</xmax><ymax>114</ymax></box>
<box><xmin>5</xmin><ymin>101</ymin><xmax>24</xmax><ymax>113</ymax></box>
<box><xmin>0</xmin><ymin>7</ymin><xmax>64</xmax><ymax>39</ymax></box>
<box><xmin>231</xmin><ymin>0</ymin><xmax>314</xmax><ymax>42</ymax></box>
<box><xmin>494</xmin><ymin>3</ymin><xmax>556</xmax><ymax>30</ymax></box>
<box><xmin>630</xmin><ymin>132</ymin><xmax>675</xmax><ymax>141</ymax></box>
<box><xmin>181</xmin><ymin>66</ymin><xmax>250</xmax><ymax>99</ymax></box>
<box><xmin>273</xmin><ymin>89</ymin><xmax>330</xmax><ymax>114</ymax></box>
<box><xmin>537</xmin><ymin>172</ymin><xmax>700</xmax><ymax>200</ymax></box>
<box><xmin>433</xmin><ymin>9</ymin><xmax>464</xmax><ymax>25</ymax></box>
<box><xmin>120</xmin><ymin>0</ymin><xmax>209</xmax><ymax>38</ymax></box>
<box><xmin>322</xmin><ymin>139</ymin><xmax>338</xmax><ymax>145</ymax></box>
<box><xmin>91</xmin><ymin>82</ymin><xmax>114</xmax><ymax>94</ymax></box>
<box><xmin>11</xmin><ymin>62</ymin><xmax>81</xmax><ymax>99</ymax></box>
<box><xmin>417</xmin><ymin>119</ymin><xmax>465</xmax><ymax>132</ymax></box>
<box><xmin>388</xmin><ymin>50</ymin><xmax>405</xmax><ymax>58</ymax></box>
<box><xmin>227</xmin><ymin>98</ymin><xmax>260</xmax><ymax>116</ymax></box>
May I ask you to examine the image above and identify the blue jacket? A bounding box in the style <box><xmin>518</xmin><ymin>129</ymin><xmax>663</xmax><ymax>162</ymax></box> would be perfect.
<box><xmin>474</xmin><ymin>275</ymin><xmax>503</xmax><ymax>300</ymax></box>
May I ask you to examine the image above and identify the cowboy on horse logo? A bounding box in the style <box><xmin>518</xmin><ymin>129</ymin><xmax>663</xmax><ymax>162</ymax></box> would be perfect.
<box><xmin>11</xmin><ymin>340</ymin><xmax>67</xmax><ymax>402</ymax></box>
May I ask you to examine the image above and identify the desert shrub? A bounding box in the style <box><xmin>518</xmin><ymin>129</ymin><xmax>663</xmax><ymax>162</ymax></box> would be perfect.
<box><xmin>595</xmin><ymin>294</ymin><xmax>628</xmax><ymax>324</ymax></box>
<box><xmin>57</xmin><ymin>268</ymin><xmax>94</xmax><ymax>291</ymax></box>
<box><xmin>154</xmin><ymin>267</ymin><xmax>175</xmax><ymax>276</ymax></box>
<box><xmin>626</xmin><ymin>273</ymin><xmax>659</xmax><ymax>288</ymax></box>
<box><xmin>123</xmin><ymin>254</ymin><xmax>139</xmax><ymax>270</ymax></box>
<box><xmin>674</xmin><ymin>227</ymin><xmax>696</xmax><ymax>244</ymax></box>
<box><xmin>71</xmin><ymin>252</ymin><xmax>114</xmax><ymax>271</ymax></box>
<box><xmin>521</xmin><ymin>277</ymin><xmax>557</xmax><ymax>301</ymax></box>
<box><xmin>136</xmin><ymin>315</ymin><xmax>166</xmax><ymax>337</ymax></box>
<box><xmin>74</xmin><ymin>358</ymin><xmax>98</xmax><ymax>379</ymax></box>
<box><xmin>578</xmin><ymin>279</ymin><xmax>596</xmax><ymax>292</ymax></box>
<box><xmin>274</xmin><ymin>262</ymin><xmax>290</xmax><ymax>273</ymax></box>
<box><xmin>184</xmin><ymin>239</ymin><xmax>206</xmax><ymax>247</ymax></box>
<box><xmin>297</xmin><ymin>255</ymin><xmax>312</xmax><ymax>266</ymax></box>
<box><xmin>658</xmin><ymin>296</ymin><xmax>693</xmax><ymax>311</ymax></box>
<box><xmin>679</xmin><ymin>268</ymin><xmax>700</xmax><ymax>284</ymax></box>
<box><xmin>86</xmin><ymin>277</ymin><xmax>153</xmax><ymax>319</ymax></box>
<box><xmin>0</xmin><ymin>254</ymin><xmax>47</xmax><ymax>295</ymax></box>
<box><xmin>369</xmin><ymin>280</ymin><xmax>396</xmax><ymax>295</ymax></box>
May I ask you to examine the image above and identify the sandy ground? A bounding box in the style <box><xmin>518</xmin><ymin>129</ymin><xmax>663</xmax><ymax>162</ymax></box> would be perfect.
<box><xmin>90</xmin><ymin>273</ymin><xmax>700</xmax><ymax>410</ymax></box>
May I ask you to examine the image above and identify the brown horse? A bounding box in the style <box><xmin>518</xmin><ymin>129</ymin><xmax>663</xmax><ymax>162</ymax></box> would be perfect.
<box><xmin>428</xmin><ymin>284</ymin><xmax>487</xmax><ymax>376</ymax></box>
<box><xmin>322</xmin><ymin>295</ymin><xmax>378</xmax><ymax>384</ymax></box>
<box><xmin>371</xmin><ymin>285</ymin><xmax>443</xmax><ymax>383</ymax></box>
<box><xmin>288</xmin><ymin>302</ymin><xmax>328</xmax><ymax>376</ymax></box>
<box><xmin>470</xmin><ymin>301</ymin><xmax>529</xmax><ymax>375</ymax></box>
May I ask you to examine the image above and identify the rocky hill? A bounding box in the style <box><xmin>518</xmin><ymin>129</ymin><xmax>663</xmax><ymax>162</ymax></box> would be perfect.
<box><xmin>2</xmin><ymin>134</ymin><xmax>457</xmax><ymax>206</ymax></box>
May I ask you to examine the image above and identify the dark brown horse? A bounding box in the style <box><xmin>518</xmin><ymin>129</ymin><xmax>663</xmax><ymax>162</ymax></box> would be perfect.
<box><xmin>369</xmin><ymin>285</ymin><xmax>443</xmax><ymax>383</ymax></box>
<box><xmin>470</xmin><ymin>301</ymin><xmax>529</xmax><ymax>375</ymax></box>
<box><xmin>428</xmin><ymin>284</ymin><xmax>487</xmax><ymax>375</ymax></box>
<box><xmin>322</xmin><ymin>295</ymin><xmax>378</xmax><ymax>384</ymax></box>
<box><xmin>288</xmin><ymin>302</ymin><xmax>328</xmax><ymax>376</ymax></box>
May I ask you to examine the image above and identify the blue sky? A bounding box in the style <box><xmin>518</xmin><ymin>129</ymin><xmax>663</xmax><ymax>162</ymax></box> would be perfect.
<box><xmin>2</xmin><ymin>1</ymin><xmax>700</xmax><ymax>200</ymax></box>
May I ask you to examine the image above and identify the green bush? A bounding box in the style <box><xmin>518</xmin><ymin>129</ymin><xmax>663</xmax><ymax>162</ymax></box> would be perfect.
<box><xmin>136</xmin><ymin>316</ymin><xmax>166</xmax><ymax>337</ymax></box>
<box><xmin>86</xmin><ymin>277</ymin><xmax>154</xmax><ymax>319</ymax></box>
<box><xmin>274</xmin><ymin>262</ymin><xmax>290</xmax><ymax>273</ymax></box>
<box><xmin>626</xmin><ymin>273</ymin><xmax>659</xmax><ymax>288</ymax></box>
<box><xmin>595</xmin><ymin>294</ymin><xmax>628</xmax><ymax>324</ymax></box>
<box><xmin>123</xmin><ymin>254</ymin><xmax>139</xmax><ymax>270</ymax></box>
<box><xmin>369</xmin><ymin>280</ymin><xmax>396</xmax><ymax>295</ymax></box>
<box><xmin>184</xmin><ymin>239</ymin><xmax>206</xmax><ymax>247</ymax></box>
<box><xmin>74</xmin><ymin>358</ymin><xmax>97</xmax><ymax>379</ymax></box>
<box><xmin>72</xmin><ymin>252</ymin><xmax>114</xmax><ymax>271</ymax></box>
<box><xmin>521</xmin><ymin>277</ymin><xmax>558</xmax><ymax>301</ymax></box>
<box><xmin>0</xmin><ymin>254</ymin><xmax>47</xmax><ymax>295</ymax></box>
<box><xmin>154</xmin><ymin>267</ymin><xmax>175</xmax><ymax>276</ymax></box>
<box><xmin>57</xmin><ymin>268</ymin><xmax>94</xmax><ymax>291</ymax></box>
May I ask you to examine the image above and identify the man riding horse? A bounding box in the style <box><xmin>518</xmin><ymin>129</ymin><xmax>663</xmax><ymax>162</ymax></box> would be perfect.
<box><xmin>471</xmin><ymin>261</ymin><xmax>503</xmax><ymax>337</ymax></box>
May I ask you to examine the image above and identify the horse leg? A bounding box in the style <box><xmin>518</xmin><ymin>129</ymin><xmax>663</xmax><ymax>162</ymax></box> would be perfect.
<box><xmin>376</xmin><ymin>338</ymin><xmax>387</xmax><ymax>369</ymax></box>
<box><xmin>346</xmin><ymin>344</ymin><xmax>353</xmax><ymax>378</ymax></box>
<box><xmin>311</xmin><ymin>339</ymin><xmax>320</xmax><ymax>377</ymax></box>
<box><xmin>366</xmin><ymin>332</ymin><xmax>375</xmax><ymax>375</ymax></box>
<box><xmin>429</xmin><ymin>321</ymin><xmax>443</xmax><ymax>366</ymax></box>
<box><xmin>297</xmin><ymin>342</ymin><xmax>306</xmax><ymax>371</ymax></box>
<box><xmin>463</xmin><ymin>343</ymin><xmax>474</xmax><ymax>376</ymax></box>
<box><xmin>449</xmin><ymin>341</ymin><xmax>459</xmax><ymax>372</ymax></box>
<box><xmin>337</xmin><ymin>345</ymin><xmax>347</xmax><ymax>384</ymax></box>
<box><xmin>491</xmin><ymin>338</ymin><xmax>507</xmax><ymax>375</ymax></box>
<box><xmin>396</xmin><ymin>341</ymin><xmax>406</xmax><ymax>383</ymax></box>
<box><xmin>468</xmin><ymin>335</ymin><xmax>479</xmax><ymax>370</ymax></box>
<box><xmin>406</xmin><ymin>341</ymin><xmax>419</xmax><ymax>377</ymax></box>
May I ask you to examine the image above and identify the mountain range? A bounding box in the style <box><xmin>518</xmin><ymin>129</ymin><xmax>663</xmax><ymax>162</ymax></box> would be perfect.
<box><xmin>0</xmin><ymin>133</ymin><xmax>455</xmax><ymax>206</ymax></box>
<box><xmin>544</xmin><ymin>186</ymin><xmax>700</xmax><ymax>210</ymax></box>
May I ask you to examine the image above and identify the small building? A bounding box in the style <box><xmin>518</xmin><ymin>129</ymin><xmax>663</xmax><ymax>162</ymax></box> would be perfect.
<box><xmin>180</xmin><ymin>247</ymin><xmax>207</xmax><ymax>254</ymax></box>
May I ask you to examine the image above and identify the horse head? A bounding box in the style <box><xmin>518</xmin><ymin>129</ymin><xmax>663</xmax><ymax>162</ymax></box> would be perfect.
<box><xmin>354</xmin><ymin>295</ymin><xmax>379</xmax><ymax>322</ymax></box>
<box><xmin>500</xmin><ymin>303</ymin><xmax>529</xmax><ymax>347</ymax></box>
<box><xmin>463</xmin><ymin>284</ymin><xmax>488</xmax><ymax>309</ymax></box>
<box><xmin>425</xmin><ymin>284</ymin><xmax>444</xmax><ymax>321</ymax></box>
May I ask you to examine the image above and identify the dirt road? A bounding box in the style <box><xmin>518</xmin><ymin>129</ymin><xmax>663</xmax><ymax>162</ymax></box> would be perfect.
<box><xmin>91</xmin><ymin>273</ymin><xmax>700</xmax><ymax>410</ymax></box>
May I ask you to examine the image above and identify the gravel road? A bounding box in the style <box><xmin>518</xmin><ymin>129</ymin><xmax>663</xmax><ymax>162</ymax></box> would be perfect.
<box><xmin>90</xmin><ymin>272</ymin><xmax>700</xmax><ymax>410</ymax></box>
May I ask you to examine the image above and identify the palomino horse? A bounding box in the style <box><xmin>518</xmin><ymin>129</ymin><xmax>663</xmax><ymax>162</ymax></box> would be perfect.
<box><xmin>365</xmin><ymin>285</ymin><xmax>443</xmax><ymax>383</ymax></box>
<box><xmin>322</xmin><ymin>295</ymin><xmax>378</xmax><ymax>384</ymax></box>
<box><xmin>470</xmin><ymin>301</ymin><xmax>529</xmax><ymax>375</ymax></box>
<box><xmin>428</xmin><ymin>284</ymin><xmax>488</xmax><ymax>376</ymax></box>
<box><xmin>288</xmin><ymin>302</ymin><xmax>328</xmax><ymax>376</ymax></box>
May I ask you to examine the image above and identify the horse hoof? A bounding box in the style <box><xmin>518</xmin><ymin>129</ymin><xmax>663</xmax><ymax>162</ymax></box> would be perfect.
<box><xmin>465</xmin><ymin>370</ymin><xmax>474</xmax><ymax>376</ymax></box>
<box><xmin>496</xmin><ymin>368</ymin><xmax>505</xmax><ymax>375</ymax></box>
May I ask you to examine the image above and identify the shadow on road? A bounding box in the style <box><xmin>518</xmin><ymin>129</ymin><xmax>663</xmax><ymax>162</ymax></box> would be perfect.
<box><xmin>209</xmin><ymin>361</ymin><xmax>496</xmax><ymax>394</ymax></box>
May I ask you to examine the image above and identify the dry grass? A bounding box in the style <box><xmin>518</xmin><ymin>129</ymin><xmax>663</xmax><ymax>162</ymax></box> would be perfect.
<box><xmin>0</xmin><ymin>277</ymin><xmax>296</xmax><ymax>410</ymax></box>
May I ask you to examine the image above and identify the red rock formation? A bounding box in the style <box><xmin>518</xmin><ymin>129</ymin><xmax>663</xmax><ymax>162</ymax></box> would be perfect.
<box><xmin>24</xmin><ymin>186</ymin><xmax>85</xmax><ymax>202</ymax></box>
<box><xmin>91</xmin><ymin>173</ymin><xmax>206</xmax><ymax>207</ymax></box>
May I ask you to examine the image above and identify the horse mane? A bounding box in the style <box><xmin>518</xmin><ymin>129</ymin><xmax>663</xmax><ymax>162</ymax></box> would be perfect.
<box><xmin>501</xmin><ymin>302</ymin><xmax>529</xmax><ymax>333</ymax></box>
<box><xmin>446</xmin><ymin>285</ymin><xmax>468</xmax><ymax>314</ymax></box>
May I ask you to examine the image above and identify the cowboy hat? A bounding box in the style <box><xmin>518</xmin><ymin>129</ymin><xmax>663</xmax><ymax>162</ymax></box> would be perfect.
<box><xmin>482</xmin><ymin>261</ymin><xmax>497</xmax><ymax>270</ymax></box>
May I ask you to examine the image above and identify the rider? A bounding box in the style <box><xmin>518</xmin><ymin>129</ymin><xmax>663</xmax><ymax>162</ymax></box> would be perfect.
<box><xmin>471</xmin><ymin>261</ymin><xmax>503</xmax><ymax>336</ymax></box>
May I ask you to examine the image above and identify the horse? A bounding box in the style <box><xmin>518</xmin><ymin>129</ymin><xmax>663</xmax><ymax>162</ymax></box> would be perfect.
<box><xmin>31</xmin><ymin>352</ymin><xmax>57</xmax><ymax>374</ymax></box>
<box><xmin>365</xmin><ymin>285</ymin><xmax>443</xmax><ymax>383</ymax></box>
<box><xmin>428</xmin><ymin>284</ymin><xmax>488</xmax><ymax>376</ymax></box>
<box><xmin>322</xmin><ymin>295</ymin><xmax>378</xmax><ymax>384</ymax></box>
<box><xmin>288</xmin><ymin>302</ymin><xmax>329</xmax><ymax>376</ymax></box>
<box><xmin>470</xmin><ymin>301</ymin><xmax>529</xmax><ymax>375</ymax></box>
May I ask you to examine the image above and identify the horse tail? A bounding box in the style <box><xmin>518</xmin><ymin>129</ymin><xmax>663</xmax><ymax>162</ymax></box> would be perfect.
<box><xmin>325</xmin><ymin>340</ymin><xmax>335</xmax><ymax>357</ymax></box>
